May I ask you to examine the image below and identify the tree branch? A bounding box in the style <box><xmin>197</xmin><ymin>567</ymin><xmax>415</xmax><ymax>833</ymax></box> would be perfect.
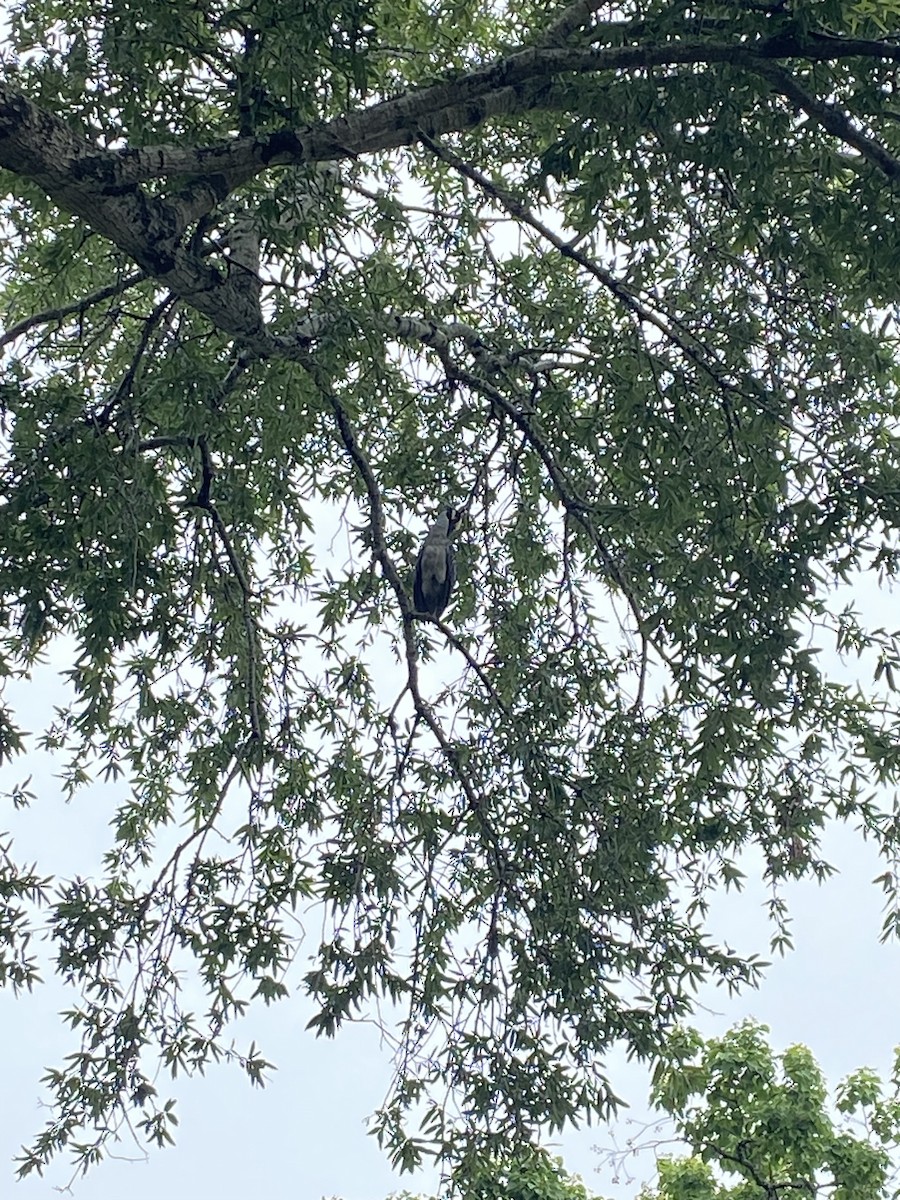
<box><xmin>449</xmin><ymin>362</ymin><xmax>671</xmax><ymax>680</ymax></box>
<box><xmin>419</xmin><ymin>133</ymin><xmax>741</xmax><ymax>397</ymax></box>
<box><xmin>747</xmin><ymin>57</ymin><xmax>900</xmax><ymax>179</ymax></box>
<box><xmin>189</xmin><ymin>436</ymin><xmax>264</xmax><ymax>742</ymax></box>
<box><xmin>312</xmin><ymin>367</ymin><xmax>510</xmax><ymax>874</ymax></box>
<box><xmin>6</xmin><ymin>30</ymin><xmax>899</xmax><ymax>189</ymax></box>
<box><xmin>0</xmin><ymin>270</ymin><xmax>147</xmax><ymax>351</ymax></box>
<box><xmin>0</xmin><ymin>85</ymin><xmax>266</xmax><ymax>341</ymax></box>
<box><xmin>537</xmin><ymin>0</ymin><xmax>608</xmax><ymax>47</ymax></box>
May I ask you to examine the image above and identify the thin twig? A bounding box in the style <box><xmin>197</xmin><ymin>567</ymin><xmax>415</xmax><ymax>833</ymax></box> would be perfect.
<box><xmin>190</xmin><ymin>436</ymin><xmax>264</xmax><ymax>742</ymax></box>
<box><xmin>435</xmin><ymin>620</ymin><xmax>510</xmax><ymax>716</ymax></box>
<box><xmin>137</xmin><ymin>753</ymin><xmax>247</xmax><ymax>914</ymax></box>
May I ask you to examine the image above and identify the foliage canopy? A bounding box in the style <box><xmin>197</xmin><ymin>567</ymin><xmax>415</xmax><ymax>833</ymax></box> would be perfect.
<box><xmin>2</xmin><ymin>0</ymin><xmax>900</xmax><ymax>1182</ymax></box>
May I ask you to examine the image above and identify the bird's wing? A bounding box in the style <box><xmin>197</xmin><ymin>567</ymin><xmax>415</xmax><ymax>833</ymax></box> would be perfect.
<box><xmin>413</xmin><ymin>544</ymin><xmax>428</xmax><ymax>611</ymax></box>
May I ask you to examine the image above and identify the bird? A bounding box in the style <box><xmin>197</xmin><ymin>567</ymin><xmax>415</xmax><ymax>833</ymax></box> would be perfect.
<box><xmin>413</xmin><ymin>507</ymin><xmax>460</xmax><ymax>618</ymax></box>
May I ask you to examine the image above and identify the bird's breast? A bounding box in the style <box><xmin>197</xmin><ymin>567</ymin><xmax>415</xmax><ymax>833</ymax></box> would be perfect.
<box><xmin>421</xmin><ymin>542</ymin><xmax>447</xmax><ymax>583</ymax></box>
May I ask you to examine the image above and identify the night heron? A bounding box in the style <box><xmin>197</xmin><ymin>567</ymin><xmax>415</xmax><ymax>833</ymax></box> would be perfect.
<box><xmin>413</xmin><ymin>507</ymin><xmax>460</xmax><ymax>618</ymax></box>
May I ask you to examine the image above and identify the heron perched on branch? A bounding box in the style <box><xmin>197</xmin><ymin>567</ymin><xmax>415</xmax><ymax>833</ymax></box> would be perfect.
<box><xmin>414</xmin><ymin>507</ymin><xmax>460</xmax><ymax>618</ymax></box>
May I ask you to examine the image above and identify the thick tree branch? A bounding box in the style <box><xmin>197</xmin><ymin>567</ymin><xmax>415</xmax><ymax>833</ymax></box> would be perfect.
<box><xmin>0</xmin><ymin>85</ymin><xmax>265</xmax><ymax>341</ymax></box>
<box><xmin>1</xmin><ymin>26</ymin><xmax>898</xmax><ymax>346</ymax></box>
<box><xmin>102</xmin><ymin>33</ymin><xmax>900</xmax><ymax>182</ymax></box>
<box><xmin>5</xmin><ymin>30</ymin><xmax>900</xmax><ymax>190</ymax></box>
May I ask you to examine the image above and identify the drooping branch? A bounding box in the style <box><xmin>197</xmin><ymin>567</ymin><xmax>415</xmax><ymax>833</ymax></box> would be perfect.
<box><xmin>93</xmin><ymin>295</ymin><xmax>178</xmax><ymax>429</ymax></box>
<box><xmin>312</xmin><ymin>364</ymin><xmax>508</xmax><ymax>869</ymax></box>
<box><xmin>447</xmin><ymin>361</ymin><xmax>671</xmax><ymax>680</ymax></box>
<box><xmin>189</xmin><ymin>435</ymin><xmax>265</xmax><ymax>743</ymax></box>
<box><xmin>419</xmin><ymin>133</ymin><xmax>727</xmax><ymax>379</ymax></box>
<box><xmin>417</xmin><ymin>134</ymin><xmax>806</xmax><ymax>460</ymax></box>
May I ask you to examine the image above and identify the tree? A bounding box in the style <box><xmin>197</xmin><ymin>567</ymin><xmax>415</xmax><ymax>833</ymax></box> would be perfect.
<box><xmin>435</xmin><ymin>1024</ymin><xmax>900</xmax><ymax>1200</ymax></box>
<box><xmin>2</xmin><ymin>0</ymin><xmax>900</xmax><ymax>1183</ymax></box>
<box><xmin>645</xmin><ymin>1022</ymin><xmax>900</xmax><ymax>1200</ymax></box>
